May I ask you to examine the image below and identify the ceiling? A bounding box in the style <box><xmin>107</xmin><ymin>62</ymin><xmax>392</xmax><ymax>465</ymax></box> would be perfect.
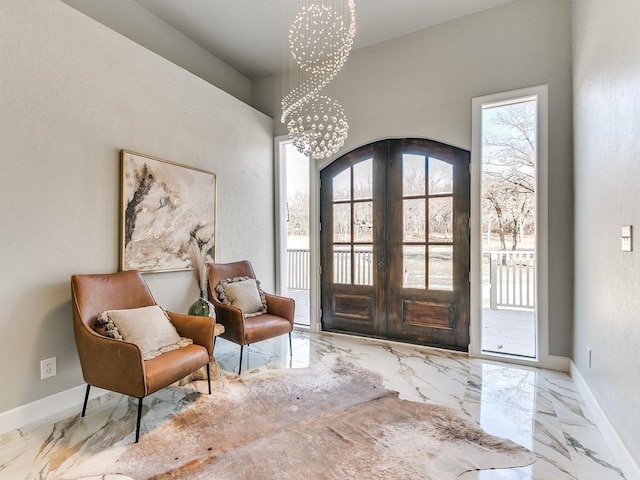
<box><xmin>130</xmin><ymin>0</ymin><xmax>516</xmax><ymax>79</ymax></box>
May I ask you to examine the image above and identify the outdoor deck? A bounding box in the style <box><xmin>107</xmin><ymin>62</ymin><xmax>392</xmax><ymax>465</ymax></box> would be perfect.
<box><xmin>481</xmin><ymin>307</ymin><xmax>535</xmax><ymax>358</ymax></box>
<box><xmin>286</xmin><ymin>289</ymin><xmax>536</xmax><ymax>357</ymax></box>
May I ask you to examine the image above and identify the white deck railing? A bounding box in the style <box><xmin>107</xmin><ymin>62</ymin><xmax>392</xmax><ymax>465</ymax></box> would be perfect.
<box><xmin>288</xmin><ymin>248</ymin><xmax>536</xmax><ymax>311</ymax></box>
<box><xmin>287</xmin><ymin>249</ymin><xmax>310</xmax><ymax>290</ymax></box>
<box><xmin>333</xmin><ymin>249</ymin><xmax>373</xmax><ymax>286</ymax></box>
<box><xmin>489</xmin><ymin>250</ymin><xmax>535</xmax><ymax>310</ymax></box>
<box><xmin>286</xmin><ymin>249</ymin><xmax>373</xmax><ymax>289</ymax></box>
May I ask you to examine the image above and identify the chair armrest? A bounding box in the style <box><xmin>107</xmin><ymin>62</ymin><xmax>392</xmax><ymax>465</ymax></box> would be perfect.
<box><xmin>211</xmin><ymin>301</ymin><xmax>246</xmax><ymax>345</ymax></box>
<box><xmin>264</xmin><ymin>293</ymin><xmax>295</xmax><ymax>325</ymax></box>
<box><xmin>167</xmin><ymin>311</ymin><xmax>214</xmax><ymax>360</ymax></box>
<box><xmin>73</xmin><ymin>324</ymin><xmax>147</xmax><ymax>398</ymax></box>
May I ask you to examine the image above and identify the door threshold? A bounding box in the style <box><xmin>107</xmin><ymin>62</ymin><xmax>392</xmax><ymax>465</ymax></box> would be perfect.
<box><xmin>322</xmin><ymin>330</ymin><xmax>470</xmax><ymax>356</ymax></box>
<box><xmin>483</xmin><ymin>349</ymin><xmax>536</xmax><ymax>360</ymax></box>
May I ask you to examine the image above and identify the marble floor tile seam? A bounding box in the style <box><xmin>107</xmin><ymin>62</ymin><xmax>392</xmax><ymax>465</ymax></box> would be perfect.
<box><xmin>554</xmin><ymin>418</ymin><xmax>626</xmax><ymax>479</ymax></box>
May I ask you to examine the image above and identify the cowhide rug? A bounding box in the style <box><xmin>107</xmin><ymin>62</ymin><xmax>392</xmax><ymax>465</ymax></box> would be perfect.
<box><xmin>68</xmin><ymin>358</ymin><xmax>535</xmax><ymax>480</ymax></box>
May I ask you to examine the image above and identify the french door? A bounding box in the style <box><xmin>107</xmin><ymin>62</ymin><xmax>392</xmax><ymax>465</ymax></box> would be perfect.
<box><xmin>320</xmin><ymin>139</ymin><xmax>470</xmax><ymax>350</ymax></box>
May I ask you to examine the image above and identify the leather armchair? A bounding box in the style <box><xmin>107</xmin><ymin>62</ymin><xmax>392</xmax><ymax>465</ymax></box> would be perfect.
<box><xmin>71</xmin><ymin>270</ymin><xmax>215</xmax><ymax>442</ymax></box>
<box><xmin>207</xmin><ymin>261</ymin><xmax>295</xmax><ymax>374</ymax></box>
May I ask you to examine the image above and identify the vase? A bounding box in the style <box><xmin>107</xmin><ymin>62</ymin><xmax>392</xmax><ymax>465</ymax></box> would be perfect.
<box><xmin>188</xmin><ymin>290</ymin><xmax>210</xmax><ymax>317</ymax></box>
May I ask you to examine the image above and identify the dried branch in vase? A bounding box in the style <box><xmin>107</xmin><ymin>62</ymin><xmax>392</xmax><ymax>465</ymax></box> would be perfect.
<box><xmin>189</xmin><ymin>242</ymin><xmax>208</xmax><ymax>293</ymax></box>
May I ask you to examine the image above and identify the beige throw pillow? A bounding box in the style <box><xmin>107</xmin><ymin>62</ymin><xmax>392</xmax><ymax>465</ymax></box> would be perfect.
<box><xmin>97</xmin><ymin>305</ymin><xmax>192</xmax><ymax>360</ymax></box>
<box><xmin>217</xmin><ymin>276</ymin><xmax>267</xmax><ymax>317</ymax></box>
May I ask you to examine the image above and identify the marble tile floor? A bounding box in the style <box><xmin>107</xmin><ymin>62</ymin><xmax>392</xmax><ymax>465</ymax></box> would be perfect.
<box><xmin>0</xmin><ymin>332</ymin><xmax>626</xmax><ymax>480</ymax></box>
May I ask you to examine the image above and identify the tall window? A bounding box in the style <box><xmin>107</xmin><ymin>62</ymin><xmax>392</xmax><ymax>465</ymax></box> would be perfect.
<box><xmin>472</xmin><ymin>85</ymin><xmax>548</xmax><ymax>363</ymax></box>
<box><xmin>281</xmin><ymin>142</ymin><xmax>311</xmax><ymax>327</ymax></box>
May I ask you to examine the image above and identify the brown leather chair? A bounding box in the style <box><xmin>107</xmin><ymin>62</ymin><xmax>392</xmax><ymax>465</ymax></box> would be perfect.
<box><xmin>207</xmin><ymin>261</ymin><xmax>295</xmax><ymax>374</ymax></box>
<box><xmin>71</xmin><ymin>270</ymin><xmax>215</xmax><ymax>442</ymax></box>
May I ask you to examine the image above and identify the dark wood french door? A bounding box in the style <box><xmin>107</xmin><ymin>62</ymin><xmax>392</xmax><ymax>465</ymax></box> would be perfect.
<box><xmin>320</xmin><ymin>138</ymin><xmax>470</xmax><ymax>351</ymax></box>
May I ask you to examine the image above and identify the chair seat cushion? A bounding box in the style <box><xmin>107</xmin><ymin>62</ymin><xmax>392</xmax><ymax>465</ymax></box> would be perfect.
<box><xmin>144</xmin><ymin>344</ymin><xmax>210</xmax><ymax>394</ymax></box>
<box><xmin>243</xmin><ymin>314</ymin><xmax>293</xmax><ymax>345</ymax></box>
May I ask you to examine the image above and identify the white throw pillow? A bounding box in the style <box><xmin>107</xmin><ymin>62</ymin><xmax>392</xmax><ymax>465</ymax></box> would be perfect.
<box><xmin>216</xmin><ymin>276</ymin><xmax>267</xmax><ymax>316</ymax></box>
<box><xmin>97</xmin><ymin>305</ymin><xmax>192</xmax><ymax>360</ymax></box>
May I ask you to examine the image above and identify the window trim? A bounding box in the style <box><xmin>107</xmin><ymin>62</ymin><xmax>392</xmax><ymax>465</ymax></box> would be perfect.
<box><xmin>470</xmin><ymin>84</ymin><xmax>558</xmax><ymax>368</ymax></box>
<box><xmin>274</xmin><ymin>135</ymin><xmax>320</xmax><ymax>332</ymax></box>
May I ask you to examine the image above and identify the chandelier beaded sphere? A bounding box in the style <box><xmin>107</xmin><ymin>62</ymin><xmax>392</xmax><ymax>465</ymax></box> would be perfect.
<box><xmin>282</xmin><ymin>0</ymin><xmax>356</xmax><ymax>161</ymax></box>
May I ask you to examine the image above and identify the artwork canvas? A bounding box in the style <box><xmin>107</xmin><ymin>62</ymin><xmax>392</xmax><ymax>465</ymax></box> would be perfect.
<box><xmin>120</xmin><ymin>150</ymin><xmax>216</xmax><ymax>273</ymax></box>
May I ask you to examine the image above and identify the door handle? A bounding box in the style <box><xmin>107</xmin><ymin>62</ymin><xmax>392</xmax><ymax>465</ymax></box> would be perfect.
<box><xmin>377</xmin><ymin>261</ymin><xmax>385</xmax><ymax>268</ymax></box>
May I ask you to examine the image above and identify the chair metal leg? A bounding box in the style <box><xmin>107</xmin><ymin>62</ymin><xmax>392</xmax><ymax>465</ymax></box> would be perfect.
<box><xmin>81</xmin><ymin>384</ymin><xmax>91</xmax><ymax>417</ymax></box>
<box><xmin>289</xmin><ymin>332</ymin><xmax>293</xmax><ymax>357</ymax></box>
<box><xmin>238</xmin><ymin>345</ymin><xmax>244</xmax><ymax>375</ymax></box>
<box><xmin>207</xmin><ymin>362</ymin><xmax>212</xmax><ymax>394</ymax></box>
<box><xmin>135</xmin><ymin>398</ymin><xmax>143</xmax><ymax>443</ymax></box>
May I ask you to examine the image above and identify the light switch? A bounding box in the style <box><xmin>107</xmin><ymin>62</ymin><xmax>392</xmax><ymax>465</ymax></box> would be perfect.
<box><xmin>622</xmin><ymin>225</ymin><xmax>632</xmax><ymax>252</ymax></box>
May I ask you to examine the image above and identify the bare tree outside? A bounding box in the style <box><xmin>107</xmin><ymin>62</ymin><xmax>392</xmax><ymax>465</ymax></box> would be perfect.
<box><xmin>287</xmin><ymin>190</ymin><xmax>309</xmax><ymax>237</ymax></box>
<box><xmin>285</xmin><ymin>143</ymin><xmax>310</xmax><ymax>248</ymax></box>
<box><xmin>482</xmin><ymin>100</ymin><xmax>536</xmax><ymax>251</ymax></box>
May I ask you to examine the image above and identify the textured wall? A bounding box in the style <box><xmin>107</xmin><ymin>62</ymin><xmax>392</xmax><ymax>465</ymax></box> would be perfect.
<box><xmin>255</xmin><ymin>0</ymin><xmax>573</xmax><ymax>356</ymax></box>
<box><xmin>572</xmin><ymin>0</ymin><xmax>640</xmax><ymax>465</ymax></box>
<box><xmin>60</xmin><ymin>0</ymin><xmax>252</xmax><ymax>104</ymax></box>
<box><xmin>0</xmin><ymin>0</ymin><xmax>274</xmax><ymax>414</ymax></box>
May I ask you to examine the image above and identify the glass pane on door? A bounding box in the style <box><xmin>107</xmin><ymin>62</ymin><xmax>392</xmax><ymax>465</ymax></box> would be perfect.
<box><xmin>428</xmin><ymin>197</ymin><xmax>453</xmax><ymax>242</ymax></box>
<box><xmin>428</xmin><ymin>157</ymin><xmax>453</xmax><ymax>194</ymax></box>
<box><xmin>403</xmin><ymin>199</ymin><xmax>426</xmax><ymax>242</ymax></box>
<box><xmin>333</xmin><ymin>169</ymin><xmax>351</xmax><ymax>201</ymax></box>
<box><xmin>333</xmin><ymin>204</ymin><xmax>351</xmax><ymax>243</ymax></box>
<box><xmin>354</xmin><ymin>202</ymin><xmax>373</xmax><ymax>243</ymax></box>
<box><xmin>354</xmin><ymin>246</ymin><xmax>373</xmax><ymax>286</ymax></box>
<box><xmin>403</xmin><ymin>245</ymin><xmax>426</xmax><ymax>288</ymax></box>
<box><xmin>403</xmin><ymin>154</ymin><xmax>425</xmax><ymax>196</ymax></box>
<box><xmin>333</xmin><ymin>245</ymin><xmax>351</xmax><ymax>284</ymax></box>
<box><xmin>353</xmin><ymin>158</ymin><xmax>373</xmax><ymax>200</ymax></box>
<box><xmin>428</xmin><ymin>245</ymin><xmax>453</xmax><ymax>291</ymax></box>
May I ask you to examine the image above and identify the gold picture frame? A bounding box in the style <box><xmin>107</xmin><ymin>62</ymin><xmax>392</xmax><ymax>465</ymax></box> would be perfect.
<box><xmin>120</xmin><ymin>150</ymin><xmax>216</xmax><ymax>273</ymax></box>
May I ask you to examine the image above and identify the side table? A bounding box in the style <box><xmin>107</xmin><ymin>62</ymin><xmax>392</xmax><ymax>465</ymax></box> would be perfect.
<box><xmin>180</xmin><ymin>321</ymin><xmax>225</xmax><ymax>386</ymax></box>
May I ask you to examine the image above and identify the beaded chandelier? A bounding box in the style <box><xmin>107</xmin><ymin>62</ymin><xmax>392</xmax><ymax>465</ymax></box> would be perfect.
<box><xmin>282</xmin><ymin>0</ymin><xmax>356</xmax><ymax>161</ymax></box>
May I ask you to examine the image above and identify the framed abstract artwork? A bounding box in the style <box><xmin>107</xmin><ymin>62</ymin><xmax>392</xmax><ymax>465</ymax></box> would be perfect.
<box><xmin>120</xmin><ymin>150</ymin><xmax>216</xmax><ymax>273</ymax></box>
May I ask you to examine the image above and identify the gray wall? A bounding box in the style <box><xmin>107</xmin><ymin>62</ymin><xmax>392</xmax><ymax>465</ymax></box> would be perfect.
<box><xmin>255</xmin><ymin>0</ymin><xmax>574</xmax><ymax>356</ymax></box>
<box><xmin>572</xmin><ymin>0</ymin><xmax>640</xmax><ymax>465</ymax></box>
<box><xmin>0</xmin><ymin>0</ymin><xmax>274</xmax><ymax>414</ymax></box>
<box><xmin>60</xmin><ymin>0</ymin><xmax>252</xmax><ymax>105</ymax></box>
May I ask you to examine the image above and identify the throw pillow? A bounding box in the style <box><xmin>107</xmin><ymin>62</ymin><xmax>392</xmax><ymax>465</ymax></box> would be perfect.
<box><xmin>216</xmin><ymin>276</ymin><xmax>267</xmax><ymax>317</ymax></box>
<box><xmin>96</xmin><ymin>305</ymin><xmax>192</xmax><ymax>360</ymax></box>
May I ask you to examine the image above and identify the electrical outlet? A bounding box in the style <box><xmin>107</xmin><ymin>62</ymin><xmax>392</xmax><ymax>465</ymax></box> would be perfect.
<box><xmin>41</xmin><ymin>357</ymin><xmax>56</xmax><ymax>379</ymax></box>
<box><xmin>587</xmin><ymin>347</ymin><xmax>592</xmax><ymax>368</ymax></box>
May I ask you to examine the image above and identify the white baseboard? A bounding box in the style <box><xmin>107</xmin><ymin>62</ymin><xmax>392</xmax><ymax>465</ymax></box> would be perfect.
<box><xmin>570</xmin><ymin>361</ymin><xmax>640</xmax><ymax>480</ymax></box>
<box><xmin>541</xmin><ymin>354</ymin><xmax>571</xmax><ymax>372</ymax></box>
<box><xmin>0</xmin><ymin>384</ymin><xmax>108</xmax><ymax>436</ymax></box>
